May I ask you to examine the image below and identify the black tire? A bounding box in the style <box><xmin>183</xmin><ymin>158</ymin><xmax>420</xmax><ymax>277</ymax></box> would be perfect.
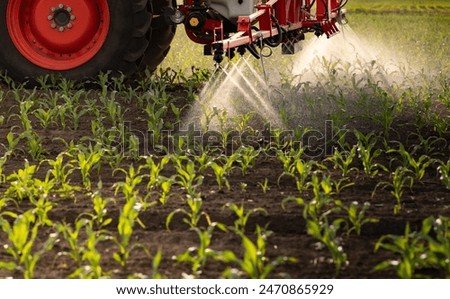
<box><xmin>0</xmin><ymin>0</ymin><xmax>152</xmax><ymax>81</ymax></box>
<box><xmin>141</xmin><ymin>0</ymin><xmax>176</xmax><ymax>71</ymax></box>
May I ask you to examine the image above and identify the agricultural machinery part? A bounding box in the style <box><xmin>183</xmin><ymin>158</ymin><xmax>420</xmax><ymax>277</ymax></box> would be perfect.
<box><xmin>0</xmin><ymin>0</ymin><xmax>348</xmax><ymax>81</ymax></box>
<box><xmin>177</xmin><ymin>0</ymin><xmax>348</xmax><ymax>63</ymax></box>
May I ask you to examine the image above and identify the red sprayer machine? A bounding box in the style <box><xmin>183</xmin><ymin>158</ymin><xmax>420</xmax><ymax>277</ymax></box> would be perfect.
<box><xmin>0</xmin><ymin>0</ymin><xmax>347</xmax><ymax>80</ymax></box>
<box><xmin>175</xmin><ymin>0</ymin><xmax>347</xmax><ymax>63</ymax></box>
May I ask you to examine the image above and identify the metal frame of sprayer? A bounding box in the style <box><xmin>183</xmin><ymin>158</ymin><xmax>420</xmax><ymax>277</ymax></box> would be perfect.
<box><xmin>167</xmin><ymin>0</ymin><xmax>348</xmax><ymax>63</ymax></box>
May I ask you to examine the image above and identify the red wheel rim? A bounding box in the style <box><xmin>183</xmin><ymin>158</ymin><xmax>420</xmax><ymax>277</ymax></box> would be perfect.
<box><xmin>6</xmin><ymin>0</ymin><xmax>110</xmax><ymax>70</ymax></box>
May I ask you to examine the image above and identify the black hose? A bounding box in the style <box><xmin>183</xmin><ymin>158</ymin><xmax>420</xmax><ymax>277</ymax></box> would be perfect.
<box><xmin>320</xmin><ymin>0</ymin><xmax>329</xmax><ymax>15</ymax></box>
<box><xmin>306</xmin><ymin>0</ymin><xmax>316</xmax><ymax>10</ymax></box>
<box><xmin>246</xmin><ymin>43</ymin><xmax>260</xmax><ymax>59</ymax></box>
<box><xmin>264</xmin><ymin>20</ymin><xmax>283</xmax><ymax>48</ymax></box>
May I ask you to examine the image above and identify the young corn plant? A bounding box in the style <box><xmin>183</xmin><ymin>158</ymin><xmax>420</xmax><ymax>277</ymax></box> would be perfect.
<box><xmin>74</xmin><ymin>146</ymin><xmax>103</xmax><ymax>190</ymax></box>
<box><xmin>174</xmin><ymin>158</ymin><xmax>204</xmax><ymax>197</ymax></box>
<box><xmin>335</xmin><ymin>201</ymin><xmax>378</xmax><ymax>236</ymax></box>
<box><xmin>112</xmin><ymin>165</ymin><xmax>150</xmax><ymax>266</ymax></box>
<box><xmin>166</xmin><ymin>193</ymin><xmax>211</xmax><ymax>229</ymax></box>
<box><xmin>174</xmin><ymin>224</ymin><xmax>224</xmax><ymax>278</ymax></box>
<box><xmin>332</xmin><ymin>177</ymin><xmax>355</xmax><ymax>194</ymax></box>
<box><xmin>306</xmin><ymin>218</ymin><xmax>347</xmax><ymax>276</ymax></box>
<box><xmin>325</xmin><ymin>146</ymin><xmax>358</xmax><ymax>177</ymax></box>
<box><xmin>420</xmin><ymin>216</ymin><xmax>450</xmax><ymax>276</ymax></box>
<box><xmin>141</xmin><ymin>155</ymin><xmax>172</xmax><ymax>204</ymax></box>
<box><xmin>33</xmin><ymin>107</ymin><xmax>58</xmax><ymax>129</ymax></box>
<box><xmin>374</xmin><ymin>223</ymin><xmax>427</xmax><ymax>278</ymax></box>
<box><xmin>387</xmin><ymin>143</ymin><xmax>435</xmax><ymax>181</ymax></box>
<box><xmin>374</xmin><ymin>167</ymin><xmax>414</xmax><ymax>214</ymax></box>
<box><xmin>81</xmin><ymin>183</ymin><xmax>114</xmax><ymax>229</ymax></box>
<box><xmin>145</xmin><ymin>102</ymin><xmax>168</xmax><ymax>144</ymax></box>
<box><xmin>0</xmin><ymin>152</ymin><xmax>10</xmax><ymax>183</ymax></box>
<box><xmin>56</xmin><ymin>219</ymin><xmax>90</xmax><ymax>269</ymax></box>
<box><xmin>70</xmin><ymin>225</ymin><xmax>111</xmax><ymax>278</ymax></box>
<box><xmin>258</xmin><ymin>178</ymin><xmax>270</xmax><ymax>194</ymax></box>
<box><xmin>224</xmin><ymin>203</ymin><xmax>267</xmax><ymax>234</ymax></box>
<box><xmin>45</xmin><ymin>152</ymin><xmax>76</xmax><ymax>195</ymax></box>
<box><xmin>5</xmin><ymin>161</ymin><xmax>56</xmax><ymax>226</ymax></box>
<box><xmin>437</xmin><ymin>159</ymin><xmax>450</xmax><ymax>189</ymax></box>
<box><xmin>276</xmin><ymin>148</ymin><xmax>305</xmax><ymax>186</ymax></box>
<box><xmin>0</xmin><ymin>211</ymin><xmax>58</xmax><ymax>278</ymax></box>
<box><xmin>102</xmin><ymin>92</ymin><xmax>126</xmax><ymax>126</ymax></box>
<box><xmin>114</xmin><ymin>192</ymin><xmax>146</xmax><ymax>267</ymax></box>
<box><xmin>354</xmin><ymin>130</ymin><xmax>386</xmax><ymax>177</ymax></box>
<box><xmin>143</xmin><ymin>155</ymin><xmax>171</xmax><ymax>190</ymax></box>
<box><xmin>291</xmin><ymin>159</ymin><xmax>316</xmax><ymax>192</ymax></box>
<box><xmin>21</xmin><ymin>130</ymin><xmax>46</xmax><ymax>160</ymax></box>
<box><xmin>210</xmin><ymin>162</ymin><xmax>230</xmax><ymax>191</ymax></box>
<box><xmin>235</xmin><ymin>146</ymin><xmax>260</xmax><ymax>175</ymax></box>
<box><xmin>5</xmin><ymin>130</ymin><xmax>22</xmax><ymax>156</ymax></box>
<box><xmin>217</xmin><ymin>226</ymin><xmax>296</xmax><ymax>279</ymax></box>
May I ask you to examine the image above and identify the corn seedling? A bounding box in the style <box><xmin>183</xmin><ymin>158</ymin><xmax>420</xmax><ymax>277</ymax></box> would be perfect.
<box><xmin>374</xmin><ymin>167</ymin><xmax>414</xmax><ymax>214</ymax></box>
<box><xmin>145</xmin><ymin>102</ymin><xmax>168</xmax><ymax>143</ymax></box>
<box><xmin>45</xmin><ymin>152</ymin><xmax>76</xmax><ymax>194</ymax></box>
<box><xmin>56</xmin><ymin>219</ymin><xmax>90</xmax><ymax>268</ymax></box>
<box><xmin>388</xmin><ymin>143</ymin><xmax>435</xmax><ymax>180</ymax></box>
<box><xmin>276</xmin><ymin>148</ymin><xmax>304</xmax><ymax>186</ymax></box>
<box><xmin>21</xmin><ymin>130</ymin><xmax>45</xmax><ymax>160</ymax></box>
<box><xmin>103</xmin><ymin>92</ymin><xmax>126</xmax><ymax>126</ymax></box>
<box><xmin>374</xmin><ymin>223</ymin><xmax>427</xmax><ymax>278</ymax></box>
<box><xmin>114</xmin><ymin>192</ymin><xmax>146</xmax><ymax>267</ymax></box>
<box><xmin>325</xmin><ymin>146</ymin><xmax>358</xmax><ymax>177</ymax></box>
<box><xmin>0</xmin><ymin>211</ymin><xmax>58</xmax><ymax>278</ymax></box>
<box><xmin>355</xmin><ymin>130</ymin><xmax>386</xmax><ymax>177</ymax></box>
<box><xmin>224</xmin><ymin>203</ymin><xmax>267</xmax><ymax>234</ymax></box>
<box><xmin>292</xmin><ymin>159</ymin><xmax>315</xmax><ymax>192</ymax></box>
<box><xmin>309</xmin><ymin>175</ymin><xmax>334</xmax><ymax>206</ymax></box>
<box><xmin>5</xmin><ymin>161</ymin><xmax>55</xmax><ymax>220</ymax></box>
<box><xmin>166</xmin><ymin>193</ymin><xmax>210</xmax><ymax>229</ymax></box>
<box><xmin>18</xmin><ymin>99</ymin><xmax>34</xmax><ymax>132</ymax></box>
<box><xmin>0</xmin><ymin>152</ymin><xmax>10</xmax><ymax>183</ymax></box>
<box><xmin>258</xmin><ymin>178</ymin><xmax>270</xmax><ymax>194</ymax></box>
<box><xmin>336</xmin><ymin>201</ymin><xmax>378</xmax><ymax>236</ymax></box>
<box><xmin>232</xmin><ymin>112</ymin><xmax>254</xmax><ymax>132</ymax></box>
<box><xmin>142</xmin><ymin>155</ymin><xmax>170</xmax><ymax>190</ymax></box>
<box><xmin>75</xmin><ymin>146</ymin><xmax>103</xmax><ymax>190</ymax></box>
<box><xmin>332</xmin><ymin>177</ymin><xmax>355</xmax><ymax>194</ymax></box>
<box><xmin>174</xmin><ymin>158</ymin><xmax>204</xmax><ymax>197</ymax></box>
<box><xmin>194</xmin><ymin>151</ymin><xmax>214</xmax><ymax>173</ymax></box>
<box><xmin>5</xmin><ymin>130</ymin><xmax>22</xmax><ymax>156</ymax></box>
<box><xmin>151</xmin><ymin>248</ymin><xmax>164</xmax><ymax>279</ymax></box>
<box><xmin>174</xmin><ymin>224</ymin><xmax>224</xmax><ymax>278</ymax></box>
<box><xmin>437</xmin><ymin>159</ymin><xmax>450</xmax><ymax>189</ymax></box>
<box><xmin>306</xmin><ymin>218</ymin><xmax>347</xmax><ymax>276</ymax></box>
<box><xmin>210</xmin><ymin>162</ymin><xmax>230</xmax><ymax>191</ymax></box>
<box><xmin>409</xmin><ymin>131</ymin><xmax>446</xmax><ymax>157</ymax></box>
<box><xmin>158</xmin><ymin>179</ymin><xmax>173</xmax><ymax>205</ymax></box>
<box><xmin>420</xmin><ymin>216</ymin><xmax>450</xmax><ymax>276</ymax></box>
<box><xmin>83</xmin><ymin>184</ymin><xmax>114</xmax><ymax>229</ymax></box>
<box><xmin>33</xmin><ymin>107</ymin><xmax>58</xmax><ymax>129</ymax></box>
<box><xmin>217</xmin><ymin>226</ymin><xmax>296</xmax><ymax>279</ymax></box>
<box><xmin>235</xmin><ymin>146</ymin><xmax>260</xmax><ymax>175</ymax></box>
<box><xmin>70</xmin><ymin>225</ymin><xmax>111</xmax><ymax>278</ymax></box>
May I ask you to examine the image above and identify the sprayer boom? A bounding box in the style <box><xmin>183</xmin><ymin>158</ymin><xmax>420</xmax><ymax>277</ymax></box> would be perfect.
<box><xmin>171</xmin><ymin>0</ymin><xmax>348</xmax><ymax>63</ymax></box>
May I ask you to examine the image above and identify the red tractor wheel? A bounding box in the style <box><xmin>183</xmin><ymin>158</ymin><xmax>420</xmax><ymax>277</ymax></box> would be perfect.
<box><xmin>0</xmin><ymin>0</ymin><xmax>153</xmax><ymax>81</ymax></box>
<box><xmin>141</xmin><ymin>0</ymin><xmax>176</xmax><ymax>71</ymax></box>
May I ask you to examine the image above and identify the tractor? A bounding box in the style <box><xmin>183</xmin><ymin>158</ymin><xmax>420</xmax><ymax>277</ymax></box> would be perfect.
<box><xmin>0</xmin><ymin>0</ymin><xmax>347</xmax><ymax>81</ymax></box>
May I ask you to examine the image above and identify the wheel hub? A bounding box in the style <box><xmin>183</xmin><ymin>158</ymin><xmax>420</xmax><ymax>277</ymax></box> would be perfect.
<box><xmin>6</xmin><ymin>0</ymin><xmax>110</xmax><ymax>70</ymax></box>
<box><xmin>50</xmin><ymin>5</ymin><xmax>75</xmax><ymax>31</ymax></box>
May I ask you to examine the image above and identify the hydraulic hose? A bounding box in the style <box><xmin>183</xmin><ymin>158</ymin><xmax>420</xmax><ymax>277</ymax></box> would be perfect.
<box><xmin>264</xmin><ymin>16</ymin><xmax>283</xmax><ymax>48</ymax></box>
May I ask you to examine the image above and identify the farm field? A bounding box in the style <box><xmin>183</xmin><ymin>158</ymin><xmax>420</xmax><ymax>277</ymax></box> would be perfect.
<box><xmin>0</xmin><ymin>1</ymin><xmax>449</xmax><ymax>279</ymax></box>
